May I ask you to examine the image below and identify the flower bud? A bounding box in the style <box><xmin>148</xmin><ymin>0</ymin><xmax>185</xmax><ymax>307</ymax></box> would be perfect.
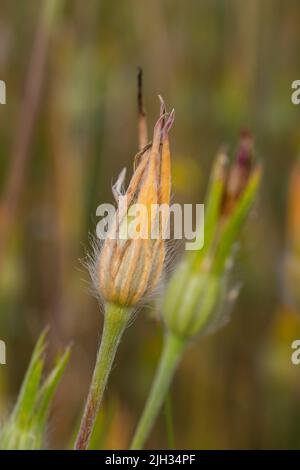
<box><xmin>96</xmin><ymin>99</ymin><xmax>175</xmax><ymax>307</ymax></box>
<box><xmin>163</xmin><ymin>259</ymin><xmax>225</xmax><ymax>338</ymax></box>
<box><xmin>162</xmin><ymin>132</ymin><xmax>261</xmax><ymax>339</ymax></box>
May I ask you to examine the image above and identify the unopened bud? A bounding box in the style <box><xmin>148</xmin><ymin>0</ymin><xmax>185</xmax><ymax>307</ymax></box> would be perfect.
<box><xmin>163</xmin><ymin>259</ymin><xmax>226</xmax><ymax>338</ymax></box>
<box><xmin>97</xmin><ymin>98</ymin><xmax>175</xmax><ymax>307</ymax></box>
<box><xmin>163</xmin><ymin>131</ymin><xmax>261</xmax><ymax>339</ymax></box>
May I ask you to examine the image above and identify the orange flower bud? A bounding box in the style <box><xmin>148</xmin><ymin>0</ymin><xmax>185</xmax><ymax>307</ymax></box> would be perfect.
<box><xmin>97</xmin><ymin>98</ymin><xmax>175</xmax><ymax>306</ymax></box>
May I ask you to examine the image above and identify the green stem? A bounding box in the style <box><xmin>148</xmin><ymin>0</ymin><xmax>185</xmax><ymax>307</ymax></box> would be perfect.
<box><xmin>130</xmin><ymin>332</ymin><xmax>187</xmax><ymax>450</ymax></box>
<box><xmin>164</xmin><ymin>393</ymin><xmax>175</xmax><ymax>449</ymax></box>
<box><xmin>75</xmin><ymin>303</ymin><xmax>131</xmax><ymax>450</ymax></box>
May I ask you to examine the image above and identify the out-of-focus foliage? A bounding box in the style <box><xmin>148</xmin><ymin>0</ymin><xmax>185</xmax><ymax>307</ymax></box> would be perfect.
<box><xmin>283</xmin><ymin>160</ymin><xmax>300</xmax><ymax>310</ymax></box>
<box><xmin>1</xmin><ymin>0</ymin><xmax>300</xmax><ymax>449</ymax></box>
<box><xmin>0</xmin><ymin>330</ymin><xmax>70</xmax><ymax>449</ymax></box>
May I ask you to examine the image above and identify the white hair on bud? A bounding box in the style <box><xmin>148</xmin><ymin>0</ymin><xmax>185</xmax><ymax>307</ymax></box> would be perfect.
<box><xmin>112</xmin><ymin>168</ymin><xmax>127</xmax><ymax>203</ymax></box>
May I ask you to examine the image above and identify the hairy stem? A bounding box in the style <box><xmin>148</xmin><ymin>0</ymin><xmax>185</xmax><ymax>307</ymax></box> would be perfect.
<box><xmin>130</xmin><ymin>332</ymin><xmax>186</xmax><ymax>450</ymax></box>
<box><xmin>75</xmin><ymin>303</ymin><xmax>131</xmax><ymax>450</ymax></box>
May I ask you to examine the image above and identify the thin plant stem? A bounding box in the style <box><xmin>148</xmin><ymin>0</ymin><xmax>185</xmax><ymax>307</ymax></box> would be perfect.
<box><xmin>0</xmin><ymin>0</ymin><xmax>62</xmax><ymax>269</ymax></box>
<box><xmin>130</xmin><ymin>332</ymin><xmax>187</xmax><ymax>450</ymax></box>
<box><xmin>75</xmin><ymin>303</ymin><xmax>132</xmax><ymax>450</ymax></box>
<box><xmin>164</xmin><ymin>392</ymin><xmax>175</xmax><ymax>449</ymax></box>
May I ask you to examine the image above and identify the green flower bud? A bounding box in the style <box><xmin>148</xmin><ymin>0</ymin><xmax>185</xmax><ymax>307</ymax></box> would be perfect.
<box><xmin>163</xmin><ymin>258</ymin><xmax>227</xmax><ymax>338</ymax></box>
<box><xmin>162</xmin><ymin>133</ymin><xmax>261</xmax><ymax>340</ymax></box>
<box><xmin>163</xmin><ymin>253</ymin><xmax>238</xmax><ymax>337</ymax></box>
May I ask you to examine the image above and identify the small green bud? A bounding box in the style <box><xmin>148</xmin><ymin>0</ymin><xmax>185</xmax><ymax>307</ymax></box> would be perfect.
<box><xmin>162</xmin><ymin>132</ymin><xmax>261</xmax><ymax>340</ymax></box>
<box><xmin>163</xmin><ymin>259</ymin><xmax>226</xmax><ymax>338</ymax></box>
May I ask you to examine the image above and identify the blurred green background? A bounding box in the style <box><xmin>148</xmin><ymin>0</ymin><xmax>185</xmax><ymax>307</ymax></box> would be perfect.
<box><xmin>1</xmin><ymin>0</ymin><xmax>300</xmax><ymax>449</ymax></box>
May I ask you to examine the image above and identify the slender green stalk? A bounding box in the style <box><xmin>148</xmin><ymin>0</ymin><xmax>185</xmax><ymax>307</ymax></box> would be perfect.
<box><xmin>75</xmin><ymin>303</ymin><xmax>131</xmax><ymax>450</ymax></box>
<box><xmin>130</xmin><ymin>332</ymin><xmax>187</xmax><ymax>450</ymax></box>
<box><xmin>164</xmin><ymin>393</ymin><xmax>175</xmax><ymax>449</ymax></box>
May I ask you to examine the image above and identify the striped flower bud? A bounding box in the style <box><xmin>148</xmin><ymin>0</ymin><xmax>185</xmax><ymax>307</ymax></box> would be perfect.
<box><xmin>97</xmin><ymin>98</ymin><xmax>175</xmax><ymax>307</ymax></box>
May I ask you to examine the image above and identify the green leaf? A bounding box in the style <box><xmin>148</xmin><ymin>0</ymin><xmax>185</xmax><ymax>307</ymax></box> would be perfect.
<box><xmin>35</xmin><ymin>346</ymin><xmax>71</xmax><ymax>429</ymax></box>
<box><xmin>189</xmin><ymin>151</ymin><xmax>226</xmax><ymax>271</ymax></box>
<box><xmin>0</xmin><ymin>329</ymin><xmax>71</xmax><ymax>450</ymax></box>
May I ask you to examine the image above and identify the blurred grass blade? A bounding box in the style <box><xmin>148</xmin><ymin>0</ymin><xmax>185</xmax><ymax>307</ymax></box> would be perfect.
<box><xmin>35</xmin><ymin>346</ymin><xmax>71</xmax><ymax>428</ymax></box>
<box><xmin>10</xmin><ymin>328</ymin><xmax>48</xmax><ymax>428</ymax></box>
<box><xmin>0</xmin><ymin>329</ymin><xmax>70</xmax><ymax>449</ymax></box>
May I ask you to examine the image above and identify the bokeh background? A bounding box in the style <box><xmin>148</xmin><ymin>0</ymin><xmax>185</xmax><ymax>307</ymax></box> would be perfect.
<box><xmin>1</xmin><ymin>0</ymin><xmax>300</xmax><ymax>449</ymax></box>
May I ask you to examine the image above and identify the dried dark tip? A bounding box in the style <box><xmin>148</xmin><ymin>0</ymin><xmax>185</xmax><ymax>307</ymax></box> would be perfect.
<box><xmin>137</xmin><ymin>67</ymin><xmax>146</xmax><ymax>116</ymax></box>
